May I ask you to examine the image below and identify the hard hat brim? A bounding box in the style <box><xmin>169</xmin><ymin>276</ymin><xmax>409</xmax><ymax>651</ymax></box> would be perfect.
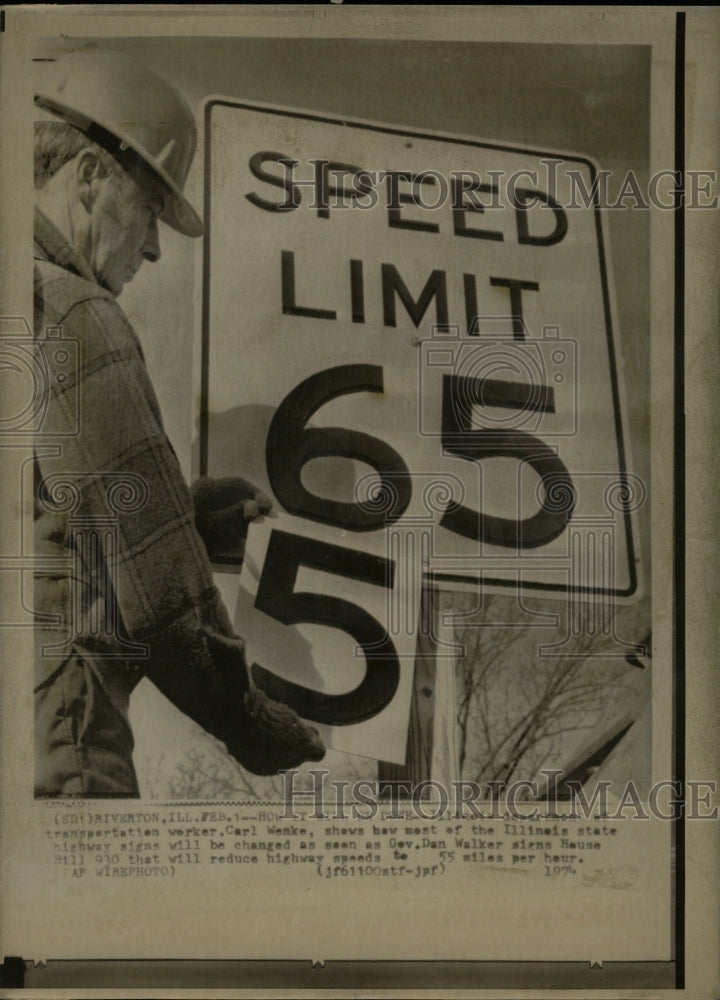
<box><xmin>34</xmin><ymin>93</ymin><xmax>204</xmax><ymax>238</ymax></box>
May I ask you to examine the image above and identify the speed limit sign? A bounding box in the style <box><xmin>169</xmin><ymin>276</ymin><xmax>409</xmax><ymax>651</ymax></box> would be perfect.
<box><xmin>199</xmin><ymin>101</ymin><xmax>640</xmax><ymax>761</ymax></box>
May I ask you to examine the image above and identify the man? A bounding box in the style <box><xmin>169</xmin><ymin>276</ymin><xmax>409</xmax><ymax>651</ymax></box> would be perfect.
<box><xmin>32</xmin><ymin>49</ymin><xmax>325</xmax><ymax>797</ymax></box>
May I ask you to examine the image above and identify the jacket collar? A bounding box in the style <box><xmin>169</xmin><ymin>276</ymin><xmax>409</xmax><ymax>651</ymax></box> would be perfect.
<box><xmin>34</xmin><ymin>206</ymin><xmax>98</xmax><ymax>286</ymax></box>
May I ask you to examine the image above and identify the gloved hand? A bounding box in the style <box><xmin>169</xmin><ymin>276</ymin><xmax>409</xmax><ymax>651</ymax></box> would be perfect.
<box><xmin>235</xmin><ymin>687</ymin><xmax>326</xmax><ymax>775</ymax></box>
<box><xmin>191</xmin><ymin>476</ymin><xmax>272</xmax><ymax>563</ymax></box>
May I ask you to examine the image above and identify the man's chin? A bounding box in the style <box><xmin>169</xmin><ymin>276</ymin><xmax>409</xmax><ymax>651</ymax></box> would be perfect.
<box><xmin>96</xmin><ymin>273</ymin><xmax>124</xmax><ymax>298</ymax></box>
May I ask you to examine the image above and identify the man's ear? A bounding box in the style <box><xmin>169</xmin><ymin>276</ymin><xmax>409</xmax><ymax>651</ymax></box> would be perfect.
<box><xmin>75</xmin><ymin>149</ymin><xmax>111</xmax><ymax>212</ymax></box>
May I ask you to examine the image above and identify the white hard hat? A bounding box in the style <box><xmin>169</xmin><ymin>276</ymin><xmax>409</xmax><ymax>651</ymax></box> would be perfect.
<box><xmin>35</xmin><ymin>50</ymin><xmax>203</xmax><ymax>237</ymax></box>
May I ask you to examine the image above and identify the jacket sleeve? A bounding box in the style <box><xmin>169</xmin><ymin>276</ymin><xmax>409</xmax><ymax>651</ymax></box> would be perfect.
<box><xmin>35</xmin><ymin>290</ymin><xmax>258</xmax><ymax>751</ymax></box>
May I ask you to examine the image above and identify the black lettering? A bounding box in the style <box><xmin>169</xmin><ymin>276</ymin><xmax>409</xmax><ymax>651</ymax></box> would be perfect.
<box><xmin>350</xmin><ymin>259</ymin><xmax>365</xmax><ymax>324</ymax></box>
<box><xmin>381</xmin><ymin>264</ymin><xmax>448</xmax><ymax>329</ymax></box>
<box><xmin>281</xmin><ymin>250</ymin><xmax>337</xmax><ymax>320</ymax></box>
<box><xmin>311</xmin><ymin>159</ymin><xmax>367</xmax><ymax>218</ymax></box>
<box><xmin>513</xmin><ymin>187</ymin><xmax>568</xmax><ymax>246</ymax></box>
<box><xmin>252</xmin><ymin>531</ymin><xmax>400</xmax><ymax>726</ymax></box>
<box><xmin>384</xmin><ymin>171</ymin><xmax>439</xmax><ymax>233</ymax></box>
<box><xmin>440</xmin><ymin>374</ymin><xmax>574</xmax><ymax>548</ymax></box>
<box><xmin>452</xmin><ymin>178</ymin><xmax>503</xmax><ymax>241</ymax></box>
<box><xmin>464</xmin><ymin>272</ymin><xmax>480</xmax><ymax>335</ymax></box>
<box><xmin>246</xmin><ymin>151</ymin><xmax>299</xmax><ymax>212</ymax></box>
<box><xmin>488</xmin><ymin>277</ymin><xmax>540</xmax><ymax>339</ymax></box>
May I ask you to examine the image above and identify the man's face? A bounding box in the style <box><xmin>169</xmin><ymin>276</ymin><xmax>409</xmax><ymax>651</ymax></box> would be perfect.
<box><xmin>86</xmin><ymin>164</ymin><xmax>165</xmax><ymax>296</ymax></box>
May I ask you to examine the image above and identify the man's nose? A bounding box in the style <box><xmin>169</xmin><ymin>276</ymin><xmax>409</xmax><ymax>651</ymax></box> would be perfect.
<box><xmin>142</xmin><ymin>217</ymin><xmax>161</xmax><ymax>263</ymax></box>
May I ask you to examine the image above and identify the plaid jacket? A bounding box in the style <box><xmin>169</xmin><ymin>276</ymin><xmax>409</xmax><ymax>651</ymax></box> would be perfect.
<box><xmin>33</xmin><ymin>208</ymin><xmax>252</xmax><ymax>756</ymax></box>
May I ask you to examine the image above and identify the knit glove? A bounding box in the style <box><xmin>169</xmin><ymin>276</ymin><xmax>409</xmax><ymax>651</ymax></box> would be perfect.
<box><xmin>191</xmin><ymin>476</ymin><xmax>272</xmax><ymax>563</ymax></box>
<box><xmin>234</xmin><ymin>687</ymin><xmax>326</xmax><ymax>774</ymax></box>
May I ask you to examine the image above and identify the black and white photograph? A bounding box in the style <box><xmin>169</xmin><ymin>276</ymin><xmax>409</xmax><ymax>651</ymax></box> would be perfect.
<box><xmin>0</xmin><ymin>5</ymin><xmax>717</xmax><ymax>997</ymax></box>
